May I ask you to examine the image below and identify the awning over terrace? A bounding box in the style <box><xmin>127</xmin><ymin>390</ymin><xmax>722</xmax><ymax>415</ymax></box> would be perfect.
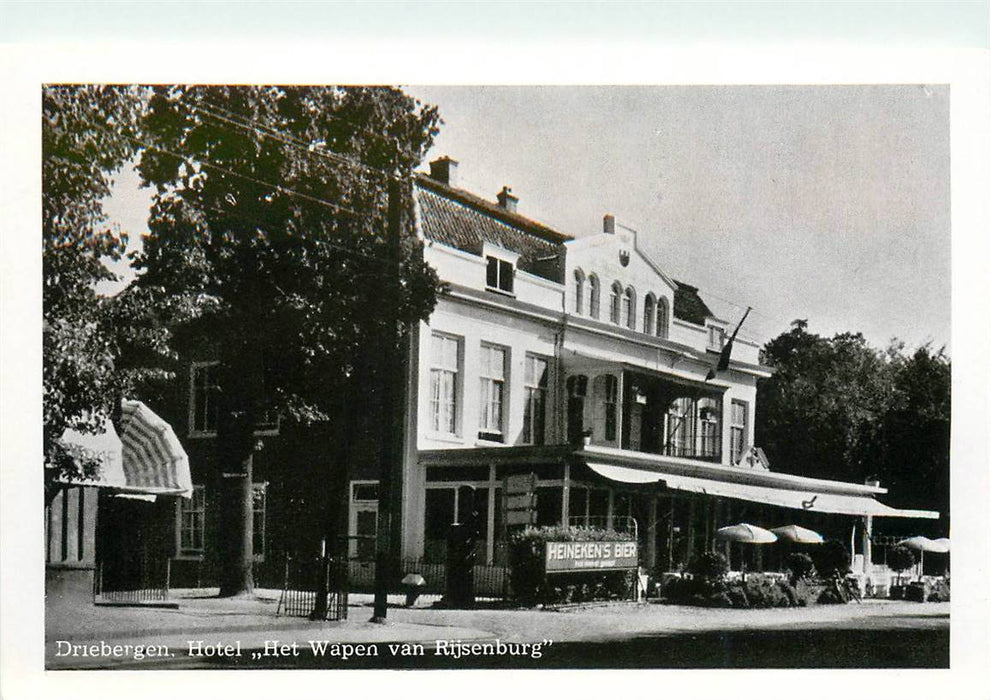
<box><xmin>586</xmin><ymin>462</ymin><xmax>938</xmax><ymax>519</ymax></box>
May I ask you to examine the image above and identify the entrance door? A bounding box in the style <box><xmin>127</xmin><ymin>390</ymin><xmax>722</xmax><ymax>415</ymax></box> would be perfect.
<box><xmin>349</xmin><ymin>504</ymin><xmax>378</xmax><ymax>560</ymax></box>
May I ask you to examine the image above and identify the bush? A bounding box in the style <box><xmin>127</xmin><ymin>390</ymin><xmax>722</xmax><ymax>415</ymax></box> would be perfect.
<box><xmin>887</xmin><ymin>546</ymin><xmax>917</xmax><ymax>585</ymax></box>
<box><xmin>664</xmin><ymin>574</ymin><xmax>796</xmax><ymax>609</ymax></box>
<box><xmin>508</xmin><ymin>525</ymin><xmax>636</xmax><ymax>606</ymax></box>
<box><xmin>812</xmin><ymin>540</ymin><xmax>852</xmax><ymax>579</ymax></box>
<box><xmin>687</xmin><ymin>551</ymin><xmax>729</xmax><ymax>584</ymax></box>
<box><xmin>784</xmin><ymin>552</ymin><xmax>816</xmax><ymax>585</ymax></box>
<box><xmin>928</xmin><ymin>578</ymin><xmax>950</xmax><ymax>602</ymax></box>
<box><xmin>661</xmin><ymin>575</ymin><xmax>704</xmax><ymax>603</ymax></box>
<box><xmin>905</xmin><ymin>581</ymin><xmax>930</xmax><ymax>603</ymax></box>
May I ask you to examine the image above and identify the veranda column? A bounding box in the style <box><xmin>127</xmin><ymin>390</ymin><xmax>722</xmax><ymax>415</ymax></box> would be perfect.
<box><xmin>862</xmin><ymin>515</ymin><xmax>873</xmax><ymax>576</ymax></box>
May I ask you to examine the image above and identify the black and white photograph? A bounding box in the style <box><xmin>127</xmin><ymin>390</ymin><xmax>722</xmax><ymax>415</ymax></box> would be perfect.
<box><xmin>2</xmin><ymin>4</ymin><xmax>989</xmax><ymax>699</ymax></box>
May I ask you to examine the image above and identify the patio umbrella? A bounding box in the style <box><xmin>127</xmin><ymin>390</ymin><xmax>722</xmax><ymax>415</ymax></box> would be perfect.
<box><xmin>771</xmin><ymin>524</ymin><xmax>824</xmax><ymax>544</ymax></box>
<box><xmin>716</xmin><ymin>523</ymin><xmax>778</xmax><ymax>544</ymax></box>
<box><xmin>897</xmin><ymin>536</ymin><xmax>943</xmax><ymax>579</ymax></box>
<box><xmin>716</xmin><ymin>524</ymin><xmax>777</xmax><ymax>581</ymax></box>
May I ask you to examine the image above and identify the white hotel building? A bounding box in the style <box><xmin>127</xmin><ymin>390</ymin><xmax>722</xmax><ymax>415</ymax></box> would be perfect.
<box><xmin>358</xmin><ymin>156</ymin><xmax>937</xmax><ymax>576</ymax></box>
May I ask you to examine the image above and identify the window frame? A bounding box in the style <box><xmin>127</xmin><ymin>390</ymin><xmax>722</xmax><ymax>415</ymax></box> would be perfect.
<box><xmin>643</xmin><ymin>294</ymin><xmax>656</xmax><ymax>335</ymax></box>
<box><xmin>429</xmin><ymin>332</ymin><xmax>462</xmax><ymax>437</ymax></box>
<box><xmin>730</xmin><ymin>399</ymin><xmax>748</xmax><ymax>464</ymax></box>
<box><xmin>573</xmin><ymin>268</ymin><xmax>585</xmax><ymax>315</ymax></box>
<box><xmin>188</xmin><ymin>361</ymin><xmax>280</xmax><ymax>438</ymax></box>
<box><xmin>588</xmin><ymin>274</ymin><xmax>601</xmax><ymax>319</ymax></box>
<box><xmin>478</xmin><ymin>343</ymin><xmax>508</xmax><ymax>442</ymax></box>
<box><xmin>610</xmin><ymin>282</ymin><xmax>622</xmax><ymax>324</ymax></box>
<box><xmin>708</xmin><ymin>324</ymin><xmax>727</xmax><ymax>352</ymax></box>
<box><xmin>175</xmin><ymin>485</ymin><xmax>206</xmax><ymax>560</ymax></box>
<box><xmin>623</xmin><ymin>286</ymin><xmax>636</xmax><ymax>330</ymax></box>
<box><xmin>522</xmin><ymin>353</ymin><xmax>550</xmax><ymax>445</ymax></box>
<box><xmin>656</xmin><ymin>296</ymin><xmax>670</xmax><ymax>338</ymax></box>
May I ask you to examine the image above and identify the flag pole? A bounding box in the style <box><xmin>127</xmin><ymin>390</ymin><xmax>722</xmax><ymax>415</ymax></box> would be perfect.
<box><xmin>706</xmin><ymin>306</ymin><xmax>751</xmax><ymax>381</ymax></box>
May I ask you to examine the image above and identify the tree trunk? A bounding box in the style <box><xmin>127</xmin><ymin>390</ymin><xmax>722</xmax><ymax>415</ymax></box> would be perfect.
<box><xmin>216</xmin><ymin>342</ymin><xmax>262</xmax><ymax>598</ymax></box>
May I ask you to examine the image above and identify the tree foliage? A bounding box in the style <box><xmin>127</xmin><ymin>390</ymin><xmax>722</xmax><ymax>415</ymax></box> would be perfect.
<box><xmin>135</xmin><ymin>86</ymin><xmax>442</xmax><ymax>421</ymax></box>
<box><xmin>756</xmin><ymin>321</ymin><xmax>950</xmax><ymax>530</ymax></box>
<box><xmin>42</xmin><ymin>85</ymin><xmax>147</xmax><ymax>480</ymax></box>
<box><xmin>133</xmin><ymin>85</ymin><xmax>443</xmax><ymax>595</ymax></box>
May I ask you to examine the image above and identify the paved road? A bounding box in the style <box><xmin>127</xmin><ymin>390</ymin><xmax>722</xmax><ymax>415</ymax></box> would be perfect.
<box><xmin>151</xmin><ymin>603</ymin><xmax>950</xmax><ymax>670</ymax></box>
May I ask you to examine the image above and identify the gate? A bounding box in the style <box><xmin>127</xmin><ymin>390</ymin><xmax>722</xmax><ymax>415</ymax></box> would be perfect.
<box><xmin>276</xmin><ymin>555</ymin><xmax>347</xmax><ymax>620</ymax></box>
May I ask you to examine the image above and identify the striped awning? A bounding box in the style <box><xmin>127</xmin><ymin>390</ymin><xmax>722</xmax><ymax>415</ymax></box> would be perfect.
<box><xmin>57</xmin><ymin>400</ymin><xmax>192</xmax><ymax>499</ymax></box>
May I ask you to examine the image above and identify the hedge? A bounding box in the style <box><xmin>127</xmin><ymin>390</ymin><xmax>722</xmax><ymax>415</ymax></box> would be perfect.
<box><xmin>508</xmin><ymin>525</ymin><xmax>636</xmax><ymax>606</ymax></box>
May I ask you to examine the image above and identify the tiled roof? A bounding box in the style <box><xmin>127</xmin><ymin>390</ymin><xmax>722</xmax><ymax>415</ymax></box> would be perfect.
<box><xmin>415</xmin><ymin>174</ymin><xmax>569</xmax><ymax>283</ymax></box>
<box><xmin>672</xmin><ymin>280</ymin><xmax>714</xmax><ymax>325</ymax></box>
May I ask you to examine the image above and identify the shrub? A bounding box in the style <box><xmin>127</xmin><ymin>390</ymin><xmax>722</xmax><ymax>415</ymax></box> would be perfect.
<box><xmin>687</xmin><ymin>551</ymin><xmax>729</xmax><ymax>584</ymax></box>
<box><xmin>812</xmin><ymin>540</ymin><xmax>852</xmax><ymax>579</ymax></box>
<box><xmin>887</xmin><ymin>546</ymin><xmax>917</xmax><ymax>585</ymax></box>
<box><xmin>508</xmin><ymin>525</ymin><xmax>636</xmax><ymax>606</ymax></box>
<box><xmin>661</xmin><ymin>575</ymin><xmax>704</xmax><ymax>603</ymax></box>
<box><xmin>905</xmin><ymin>581</ymin><xmax>930</xmax><ymax>603</ymax></box>
<box><xmin>784</xmin><ymin>553</ymin><xmax>816</xmax><ymax>585</ymax></box>
<box><xmin>928</xmin><ymin>578</ymin><xmax>950</xmax><ymax>602</ymax></box>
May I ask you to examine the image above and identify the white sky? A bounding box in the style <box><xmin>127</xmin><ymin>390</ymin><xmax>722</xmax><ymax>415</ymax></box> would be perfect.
<box><xmin>405</xmin><ymin>85</ymin><xmax>951</xmax><ymax>352</ymax></box>
<box><xmin>107</xmin><ymin>84</ymin><xmax>951</xmax><ymax>352</ymax></box>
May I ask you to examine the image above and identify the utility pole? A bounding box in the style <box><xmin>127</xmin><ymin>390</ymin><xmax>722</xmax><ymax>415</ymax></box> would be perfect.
<box><xmin>371</xmin><ymin>167</ymin><xmax>407</xmax><ymax>623</ymax></box>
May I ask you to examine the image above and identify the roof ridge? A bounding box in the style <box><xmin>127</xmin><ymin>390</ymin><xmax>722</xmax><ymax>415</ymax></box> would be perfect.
<box><xmin>415</xmin><ymin>172</ymin><xmax>573</xmax><ymax>244</ymax></box>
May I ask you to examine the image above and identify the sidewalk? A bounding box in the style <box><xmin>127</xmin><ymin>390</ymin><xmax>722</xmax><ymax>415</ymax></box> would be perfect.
<box><xmin>46</xmin><ymin>588</ymin><xmax>949</xmax><ymax>669</ymax></box>
<box><xmin>46</xmin><ymin>589</ymin><xmax>493</xmax><ymax>669</ymax></box>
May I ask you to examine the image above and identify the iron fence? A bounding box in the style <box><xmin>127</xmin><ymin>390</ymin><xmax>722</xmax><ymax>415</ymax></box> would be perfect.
<box><xmin>275</xmin><ymin>555</ymin><xmax>347</xmax><ymax>620</ymax></box>
<box><xmin>93</xmin><ymin>557</ymin><xmax>170</xmax><ymax>603</ymax></box>
<box><xmin>344</xmin><ymin>557</ymin><xmax>510</xmax><ymax>602</ymax></box>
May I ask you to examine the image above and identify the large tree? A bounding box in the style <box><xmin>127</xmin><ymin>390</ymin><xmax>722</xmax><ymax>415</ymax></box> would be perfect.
<box><xmin>43</xmin><ymin>85</ymin><xmax>147</xmax><ymax>487</ymax></box>
<box><xmin>135</xmin><ymin>85</ymin><xmax>442</xmax><ymax>596</ymax></box>
<box><xmin>756</xmin><ymin>321</ymin><xmax>950</xmax><ymax>533</ymax></box>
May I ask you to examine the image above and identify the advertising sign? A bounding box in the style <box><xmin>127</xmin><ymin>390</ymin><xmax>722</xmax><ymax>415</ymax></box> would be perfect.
<box><xmin>544</xmin><ymin>540</ymin><xmax>639</xmax><ymax>572</ymax></box>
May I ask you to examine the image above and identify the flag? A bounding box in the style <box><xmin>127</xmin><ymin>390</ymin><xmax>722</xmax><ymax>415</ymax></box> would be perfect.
<box><xmin>705</xmin><ymin>307</ymin><xmax>751</xmax><ymax>381</ymax></box>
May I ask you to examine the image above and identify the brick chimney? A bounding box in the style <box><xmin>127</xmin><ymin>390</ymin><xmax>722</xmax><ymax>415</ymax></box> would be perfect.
<box><xmin>603</xmin><ymin>214</ymin><xmax>615</xmax><ymax>234</ymax></box>
<box><xmin>497</xmin><ymin>186</ymin><xmax>518</xmax><ymax>213</ymax></box>
<box><xmin>429</xmin><ymin>156</ymin><xmax>459</xmax><ymax>187</ymax></box>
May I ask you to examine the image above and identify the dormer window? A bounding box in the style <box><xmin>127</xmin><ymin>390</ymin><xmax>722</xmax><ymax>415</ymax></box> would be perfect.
<box><xmin>708</xmin><ymin>324</ymin><xmax>726</xmax><ymax>351</ymax></box>
<box><xmin>483</xmin><ymin>244</ymin><xmax>518</xmax><ymax>295</ymax></box>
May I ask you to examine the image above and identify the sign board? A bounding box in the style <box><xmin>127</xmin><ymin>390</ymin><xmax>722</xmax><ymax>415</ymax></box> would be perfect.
<box><xmin>545</xmin><ymin>540</ymin><xmax>639</xmax><ymax>572</ymax></box>
<box><xmin>503</xmin><ymin>472</ymin><xmax>538</xmax><ymax>529</ymax></box>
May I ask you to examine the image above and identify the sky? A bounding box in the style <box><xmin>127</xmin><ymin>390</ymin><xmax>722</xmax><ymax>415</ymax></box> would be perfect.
<box><xmin>403</xmin><ymin>85</ymin><xmax>951</xmax><ymax>352</ymax></box>
<box><xmin>103</xmin><ymin>84</ymin><xmax>951</xmax><ymax>353</ymax></box>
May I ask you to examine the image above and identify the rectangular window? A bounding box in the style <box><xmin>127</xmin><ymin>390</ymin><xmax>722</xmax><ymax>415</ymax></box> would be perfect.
<box><xmin>191</xmin><ymin>363</ymin><xmax>220</xmax><ymax>434</ymax></box>
<box><xmin>177</xmin><ymin>485</ymin><xmax>206</xmax><ymax>557</ymax></box>
<box><xmin>604</xmin><ymin>375</ymin><xmax>618</xmax><ymax>442</ymax></box>
<box><xmin>666</xmin><ymin>397</ymin><xmax>695</xmax><ymax>457</ymax></box>
<box><xmin>523</xmin><ymin>354</ymin><xmax>549</xmax><ymax>445</ymax></box>
<box><xmin>252</xmin><ymin>483</ymin><xmax>266</xmax><ymax>560</ymax></box>
<box><xmin>730</xmin><ymin>400</ymin><xmax>748</xmax><ymax>463</ymax></box>
<box><xmin>429</xmin><ymin>333</ymin><xmax>460</xmax><ymax>435</ymax></box>
<box><xmin>485</xmin><ymin>256</ymin><xmax>514</xmax><ymax>294</ymax></box>
<box><xmin>190</xmin><ymin>361</ymin><xmax>279</xmax><ymax>436</ymax></box>
<box><xmin>699</xmin><ymin>399</ymin><xmax>721</xmax><ymax>459</ymax></box>
<box><xmin>479</xmin><ymin>344</ymin><xmax>507</xmax><ymax>441</ymax></box>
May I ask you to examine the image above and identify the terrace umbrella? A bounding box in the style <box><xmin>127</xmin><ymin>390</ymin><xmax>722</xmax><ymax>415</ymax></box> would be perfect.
<box><xmin>897</xmin><ymin>536</ymin><xmax>943</xmax><ymax>580</ymax></box>
<box><xmin>715</xmin><ymin>523</ymin><xmax>778</xmax><ymax>580</ymax></box>
<box><xmin>771</xmin><ymin>524</ymin><xmax>824</xmax><ymax>544</ymax></box>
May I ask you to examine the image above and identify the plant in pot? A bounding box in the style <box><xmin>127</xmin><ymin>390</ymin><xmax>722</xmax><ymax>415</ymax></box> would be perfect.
<box><xmin>887</xmin><ymin>546</ymin><xmax>916</xmax><ymax>600</ymax></box>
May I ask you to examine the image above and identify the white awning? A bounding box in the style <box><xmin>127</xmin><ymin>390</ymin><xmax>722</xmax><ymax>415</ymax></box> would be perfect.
<box><xmin>586</xmin><ymin>463</ymin><xmax>939</xmax><ymax>519</ymax></box>
<box><xmin>56</xmin><ymin>400</ymin><xmax>192</xmax><ymax>499</ymax></box>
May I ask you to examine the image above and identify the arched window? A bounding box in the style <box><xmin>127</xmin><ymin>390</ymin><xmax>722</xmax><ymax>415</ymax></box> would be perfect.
<box><xmin>588</xmin><ymin>275</ymin><xmax>600</xmax><ymax>319</ymax></box>
<box><xmin>643</xmin><ymin>294</ymin><xmax>656</xmax><ymax>335</ymax></box>
<box><xmin>610</xmin><ymin>282</ymin><xmax>622</xmax><ymax>324</ymax></box>
<box><xmin>623</xmin><ymin>287</ymin><xmax>636</xmax><ymax>330</ymax></box>
<box><xmin>656</xmin><ymin>296</ymin><xmax>670</xmax><ymax>338</ymax></box>
<box><xmin>572</xmin><ymin>269</ymin><xmax>585</xmax><ymax>315</ymax></box>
